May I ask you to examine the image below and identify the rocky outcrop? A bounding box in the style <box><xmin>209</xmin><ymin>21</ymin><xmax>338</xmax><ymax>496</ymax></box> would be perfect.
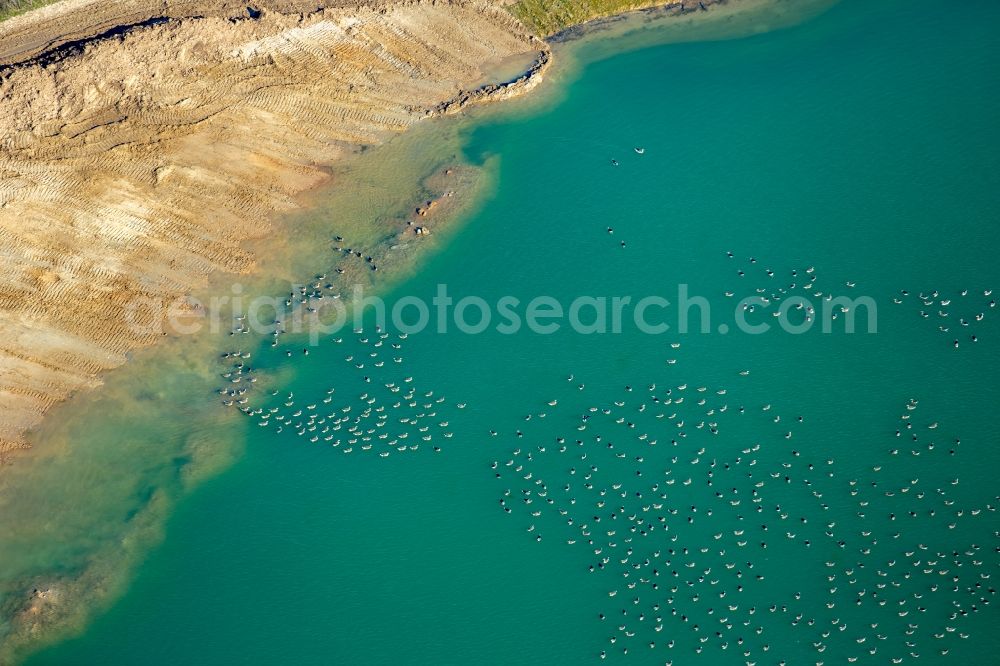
<box><xmin>431</xmin><ymin>49</ymin><xmax>550</xmax><ymax>116</ymax></box>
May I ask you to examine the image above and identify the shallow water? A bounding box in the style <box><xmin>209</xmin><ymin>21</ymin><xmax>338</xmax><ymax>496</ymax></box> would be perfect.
<box><xmin>0</xmin><ymin>108</ymin><xmax>493</xmax><ymax>659</ymax></box>
<box><xmin>9</xmin><ymin>0</ymin><xmax>1000</xmax><ymax>662</ymax></box>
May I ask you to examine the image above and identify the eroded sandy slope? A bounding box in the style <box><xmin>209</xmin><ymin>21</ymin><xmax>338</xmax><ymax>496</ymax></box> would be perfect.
<box><xmin>0</xmin><ymin>0</ymin><xmax>546</xmax><ymax>453</ymax></box>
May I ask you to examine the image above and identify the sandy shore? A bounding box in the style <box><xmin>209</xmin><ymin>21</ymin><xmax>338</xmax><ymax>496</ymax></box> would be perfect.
<box><xmin>0</xmin><ymin>0</ymin><xmax>747</xmax><ymax>458</ymax></box>
<box><xmin>0</xmin><ymin>0</ymin><xmax>554</xmax><ymax>456</ymax></box>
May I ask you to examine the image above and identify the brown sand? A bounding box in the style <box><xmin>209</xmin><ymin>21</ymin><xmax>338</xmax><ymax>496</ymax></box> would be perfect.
<box><xmin>0</xmin><ymin>0</ymin><xmax>550</xmax><ymax>454</ymax></box>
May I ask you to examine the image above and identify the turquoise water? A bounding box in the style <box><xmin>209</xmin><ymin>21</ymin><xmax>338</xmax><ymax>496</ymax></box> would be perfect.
<box><xmin>23</xmin><ymin>0</ymin><xmax>1000</xmax><ymax>663</ymax></box>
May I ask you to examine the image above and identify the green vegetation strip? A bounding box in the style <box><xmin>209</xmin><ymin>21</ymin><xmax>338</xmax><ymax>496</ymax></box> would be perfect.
<box><xmin>510</xmin><ymin>0</ymin><xmax>669</xmax><ymax>36</ymax></box>
<box><xmin>0</xmin><ymin>0</ymin><xmax>62</xmax><ymax>22</ymax></box>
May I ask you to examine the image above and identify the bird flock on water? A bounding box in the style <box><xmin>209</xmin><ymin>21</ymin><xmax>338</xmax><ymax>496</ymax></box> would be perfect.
<box><xmin>215</xmin><ymin>230</ymin><xmax>463</xmax><ymax>457</ymax></box>
<box><xmin>894</xmin><ymin>287</ymin><xmax>996</xmax><ymax>348</ymax></box>
<box><xmin>491</xmin><ymin>366</ymin><xmax>997</xmax><ymax>664</ymax></box>
<box><xmin>219</xmin><ymin>323</ymin><xmax>462</xmax><ymax>456</ymax></box>
<box><xmin>212</xmin><ymin>236</ymin><xmax>997</xmax><ymax>663</ymax></box>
